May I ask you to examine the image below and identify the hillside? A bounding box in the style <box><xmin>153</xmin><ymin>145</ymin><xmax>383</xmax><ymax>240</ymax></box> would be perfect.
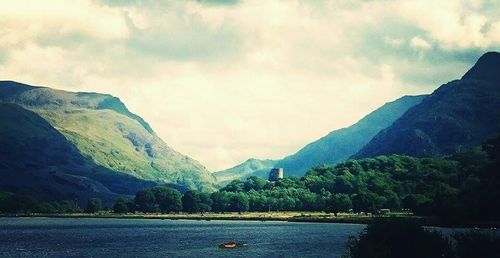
<box><xmin>213</xmin><ymin>158</ymin><xmax>277</xmax><ymax>186</ymax></box>
<box><xmin>354</xmin><ymin>52</ymin><xmax>500</xmax><ymax>158</ymax></box>
<box><xmin>275</xmin><ymin>95</ymin><xmax>427</xmax><ymax>177</ymax></box>
<box><xmin>0</xmin><ymin>81</ymin><xmax>216</xmax><ymax>201</ymax></box>
<box><xmin>217</xmin><ymin>135</ymin><xmax>500</xmax><ymax>219</ymax></box>
<box><xmin>215</xmin><ymin>94</ymin><xmax>426</xmax><ymax>182</ymax></box>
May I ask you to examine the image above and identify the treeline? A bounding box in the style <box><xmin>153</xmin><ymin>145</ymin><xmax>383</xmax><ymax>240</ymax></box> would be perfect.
<box><xmin>2</xmin><ymin>136</ymin><xmax>499</xmax><ymax>222</ymax></box>
<box><xmin>217</xmin><ymin>136</ymin><xmax>500</xmax><ymax>220</ymax></box>
<box><xmin>0</xmin><ymin>191</ymin><xmax>80</xmax><ymax>214</ymax></box>
<box><xmin>112</xmin><ymin>135</ymin><xmax>499</xmax><ymax>220</ymax></box>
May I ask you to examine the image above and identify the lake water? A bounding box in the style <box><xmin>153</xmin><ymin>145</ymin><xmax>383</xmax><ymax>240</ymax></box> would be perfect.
<box><xmin>0</xmin><ymin>217</ymin><xmax>365</xmax><ymax>257</ymax></box>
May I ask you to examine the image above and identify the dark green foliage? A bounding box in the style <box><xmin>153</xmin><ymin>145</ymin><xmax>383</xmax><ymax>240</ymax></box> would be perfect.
<box><xmin>182</xmin><ymin>190</ymin><xmax>201</xmax><ymax>213</ymax></box>
<box><xmin>344</xmin><ymin>219</ymin><xmax>453</xmax><ymax>258</ymax></box>
<box><xmin>207</xmin><ymin>135</ymin><xmax>500</xmax><ymax>220</ymax></box>
<box><xmin>244</xmin><ymin>176</ymin><xmax>272</xmax><ymax>191</ymax></box>
<box><xmin>84</xmin><ymin>198</ymin><xmax>102</xmax><ymax>213</ymax></box>
<box><xmin>112</xmin><ymin>197</ymin><xmax>129</xmax><ymax>214</ymax></box>
<box><xmin>229</xmin><ymin>193</ymin><xmax>249</xmax><ymax>213</ymax></box>
<box><xmin>453</xmin><ymin>231</ymin><xmax>500</xmax><ymax>258</ymax></box>
<box><xmin>131</xmin><ymin>187</ymin><xmax>184</xmax><ymax>213</ymax></box>
<box><xmin>345</xmin><ymin>220</ymin><xmax>500</xmax><ymax>258</ymax></box>
<box><xmin>221</xmin><ymin>180</ymin><xmax>244</xmax><ymax>192</ymax></box>
<box><xmin>210</xmin><ymin>191</ymin><xmax>230</xmax><ymax>212</ymax></box>
<box><xmin>0</xmin><ymin>190</ymin><xmax>81</xmax><ymax>214</ymax></box>
<box><xmin>153</xmin><ymin>187</ymin><xmax>182</xmax><ymax>213</ymax></box>
<box><xmin>199</xmin><ymin>192</ymin><xmax>213</xmax><ymax>212</ymax></box>
<box><xmin>0</xmin><ymin>192</ymin><xmax>38</xmax><ymax>214</ymax></box>
<box><xmin>49</xmin><ymin>200</ymin><xmax>81</xmax><ymax>213</ymax></box>
<box><xmin>134</xmin><ymin>189</ymin><xmax>158</xmax><ymax>212</ymax></box>
<box><xmin>327</xmin><ymin>193</ymin><xmax>352</xmax><ymax>216</ymax></box>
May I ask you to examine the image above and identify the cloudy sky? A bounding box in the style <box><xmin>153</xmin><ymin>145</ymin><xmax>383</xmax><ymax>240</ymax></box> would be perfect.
<box><xmin>1</xmin><ymin>0</ymin><xmax>499</xmax><ymax>171</ymax></box>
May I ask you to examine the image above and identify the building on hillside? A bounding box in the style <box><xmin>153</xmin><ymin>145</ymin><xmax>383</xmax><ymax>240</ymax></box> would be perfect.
<box><xmin>269</xmin><ymin>168</ymin><xmax>284</xmax><ymax>181</ymax></box>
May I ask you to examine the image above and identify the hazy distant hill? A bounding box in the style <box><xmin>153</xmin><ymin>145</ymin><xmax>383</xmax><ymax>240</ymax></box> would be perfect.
<box><xmin>354</xmin><ymin>52</ymin><xmax>500</xmax><ymax>158</ymax></box>
<box><xmin>214</xmin><ymin>94</ymin><xmax>426</xmax><ymax>182</ymax></box>
<box><xmin>0</xmin><ymin>81</ymin><xmax>216</xmax><ymax>203</ymax></box>
<box><xmin>213</xmin><ymin>158</ymin><xmax>277</xmax><ymax>186</ymax></box>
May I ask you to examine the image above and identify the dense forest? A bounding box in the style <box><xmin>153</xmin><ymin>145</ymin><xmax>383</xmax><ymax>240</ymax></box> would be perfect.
<box><xmin>1</xmin><ymin>136</ymin><xmax>499</xmax><ymax>222</ymax></box>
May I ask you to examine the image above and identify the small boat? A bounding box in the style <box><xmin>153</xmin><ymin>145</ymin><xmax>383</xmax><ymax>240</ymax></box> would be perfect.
<box><xmin>218</xmin><ymin>242</ymin><xmax>248</xmax><ymax>249</ymax></box>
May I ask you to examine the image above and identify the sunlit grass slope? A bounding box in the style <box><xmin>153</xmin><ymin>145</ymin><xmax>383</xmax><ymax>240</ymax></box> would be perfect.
<box><xmin>0</xmin><ymin>81</ymin><xmax>216</xmax><ymax>192</ymax></box>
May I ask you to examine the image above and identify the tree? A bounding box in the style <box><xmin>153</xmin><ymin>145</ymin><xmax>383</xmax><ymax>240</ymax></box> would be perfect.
<box><xmin>229</xmin><ymin>193</ymin><xmax>249</xmax><ymax>213</ymax></box>
<box><xmin>211</xmin><ymin>191</ymin><xmax>230</xmax><ymax>212</ymax></box>
<box><xmin>182</xmin><ymin>190</ymin><xmax>201</xmax><ymax>213</ymax></box>
<box><xmin>0</xmin><ymin>192</ymin><xmax>39</xmax><ymax>214</ymax></box>
<box><xmin>244</xmin><ymin>176</ymin><xmax>270</xmax><ymax>191</ymax></box>
<box><xmin>112</xmin><ymin>197</ymin><xmax>129</xmax><ymax>214</ymax></box>
<box><xmin>352</xmin><ymin>191</ymin><xmax>383</xmax><ymax>213</ymax></box>
<box><xmin>222</xmin><ymin>180</ymin><xmax>244</xmax><ymax>192</ymax></box>
<box><xmin>85</xmin><ymin>198</ymin><xmax>102</xmax><ymax>213</ymax></box>
<box><xmin>249</xmin><ymin>193</ymin><xmax>268</xmax><ymax>212</ymax></box>
<box><xmin>153</xmin><ymin>187</ymin><xmax>182</xmax><ymax>213</ymax></box>
<box><xmin>135</xmin><ymin>189</ymin><xmax>158</xmax><ymax>213</ymax></box>
<box><xmin>327</xmin><ymin>193</ymin><xmax>352</xmax><ymax>216</ymax></box>
<box><xmin>402</xmin><ymin>194</ymin><xmax>433</xmax><ymax>215</ymax></box>
<box><xmin>199</xmin><ymin>192</ymin><xmax>213</xmax><ymax>212</ymax></box>
<box><xmin>56</xmin><ymin>200</ymin><xmax>81</xmax><ymax>213</ymax></box>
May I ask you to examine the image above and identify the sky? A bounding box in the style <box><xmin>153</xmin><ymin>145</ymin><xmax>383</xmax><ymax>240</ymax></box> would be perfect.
<box><xmin>1</xmin><ymin>0</ymin><xmax>499</xmax><ymax>171</ymax></box>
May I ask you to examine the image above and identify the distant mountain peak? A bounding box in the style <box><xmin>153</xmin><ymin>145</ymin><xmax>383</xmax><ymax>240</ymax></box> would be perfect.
<box><xmin>462</xmin><ymin>51</ymin><xmax>500</xmax><ymax>82</ymax></box>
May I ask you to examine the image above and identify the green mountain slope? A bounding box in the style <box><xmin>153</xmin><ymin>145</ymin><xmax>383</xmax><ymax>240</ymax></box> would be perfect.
<box><xmin>215</xmin><ymin>95</ymin><xmax>426</xmax><ymax>182</ymax></box>
<box><xmin>0</xmin><ymin>81</ymin><xmax>216</xmax><ymax>195</ymax></box>
<box><xmin>354</xmin><ymin>52</ymin><xmax>500</xmax><ymax>159</ymax></box>
<box><xmin>275</xmin><ymin>95</ymin><xmax>427</xmax><ymax>177</ymax></box>
<box><xmin>0</xmin><ymin>103</ymin><xmax>159</xmax><ymax>204</ymax></box>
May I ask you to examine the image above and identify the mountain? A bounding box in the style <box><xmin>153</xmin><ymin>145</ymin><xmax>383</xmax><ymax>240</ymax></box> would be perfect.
<box><xmin>0</xmin><ymin>81</ymin><xmax>216</xmax><ymax>203</ymax></box>
<box><xmin>274</xmin><ymin>95</ymin><xmax>427</xmax><ymax>177</ymax></box>
<box><xmin>354</xmin><ymin>52</ymin><xmax>500</xmax><ymax>158</ymax></box>
<box><xmin>0</xmin><ymin>103</ymin><xmax>159</xmax><ymax>204</ymax></box>
<box><xmin>214</xmin><ymin>94</ymin><xmax>426</xmax><ymax>182</ymax></box>
<box><xmin>213</xmin><ymin>158</ymin><xmax>277</xmax><ymax>186</ymax></box>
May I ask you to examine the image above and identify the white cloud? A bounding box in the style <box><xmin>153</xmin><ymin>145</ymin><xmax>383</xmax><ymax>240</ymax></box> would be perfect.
<box><xmin>410</xmin><ymin>36</ymin><xmax>431</xmax><ymax>50</ymax></box>
<box><xmin>0</xmin><ymin>0</ymin><xmax>499</xmax><ymax>171</ymax></box>
<box><xmin>395</xmin><ymin>0</ymin><xmax>500</xmax><ymax>49</ymax></box>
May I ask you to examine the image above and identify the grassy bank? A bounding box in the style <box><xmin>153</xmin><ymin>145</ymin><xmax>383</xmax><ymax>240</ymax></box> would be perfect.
<box><xmin>3</xmin><ymin>211</ymin><xmax>497</xmax><ymax>227</ymax></box>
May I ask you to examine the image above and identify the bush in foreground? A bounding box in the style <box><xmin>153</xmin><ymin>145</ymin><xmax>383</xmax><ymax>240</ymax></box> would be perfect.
<box><xmin>453</xmin><ymin>231</ymin><xmax>500</xmax><ymax>258</ymax></box>
<box><xmin>344</xmin><ymin>219</ymin><xmax>453</xmax><ymax>258</ymax></box>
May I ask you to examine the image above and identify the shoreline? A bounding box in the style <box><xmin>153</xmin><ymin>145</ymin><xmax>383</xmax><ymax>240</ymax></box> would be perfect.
<box><xmin>2</xmin><ymin>212</ymin><xmax>498</xmax><ymax>228</ymax></box>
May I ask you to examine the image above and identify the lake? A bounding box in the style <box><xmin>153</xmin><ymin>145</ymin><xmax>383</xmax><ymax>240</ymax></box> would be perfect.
<box><xmin>0</xmin><ymin>217</ymin><xmax>365</xmax><ymax>257</ymax></box>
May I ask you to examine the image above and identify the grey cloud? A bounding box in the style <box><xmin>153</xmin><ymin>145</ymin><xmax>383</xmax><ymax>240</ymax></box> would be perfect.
<box><xmin>124</xmin><ymin>13</ymin><xmax>243</xmax><ymax>62</ymax></box>
<box><xmin>331</xmin><ymin>13</ymin><xmax>499</xmax><ymax>89</ymax></box>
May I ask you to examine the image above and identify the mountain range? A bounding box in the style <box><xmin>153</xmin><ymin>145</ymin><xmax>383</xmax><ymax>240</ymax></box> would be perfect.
<box><xmin>354</xmin><ymin>52</ymin><xmax>500</xmax><ymax>158</ymax></box>
<box><xmin>1</xmin><ymin>51</ymin><xmax>498</xmax><ymax>202</ymax></box>
<box><xmin>214</xmin><ymin>95</ymin><xmax>426</xmax><ymax>183</ymax></box>
<box><xmin>0</xmin><ymin>81</ymin><xmax>216</xmax><ymax>204</ymax></box>
<box><xmin>216</xmin><ymin>51</ymin><xmax>500</xmax><ymax>183</ymax></box>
